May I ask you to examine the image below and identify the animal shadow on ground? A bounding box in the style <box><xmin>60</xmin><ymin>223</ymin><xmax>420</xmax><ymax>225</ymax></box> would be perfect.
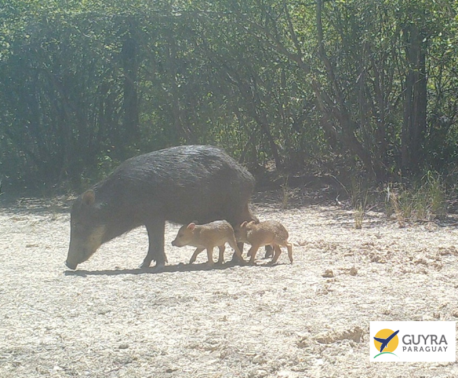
<box><xmin>63</xmin><ymin>261</ymin><xmax>282</xmax><ymax>277</ymax></box>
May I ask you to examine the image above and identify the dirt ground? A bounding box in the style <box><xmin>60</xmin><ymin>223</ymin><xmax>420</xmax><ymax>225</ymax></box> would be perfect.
<box><xmin>1</xmin><ymin>191</ymin><xmax>458</xmax><ymax>378</ymax></box>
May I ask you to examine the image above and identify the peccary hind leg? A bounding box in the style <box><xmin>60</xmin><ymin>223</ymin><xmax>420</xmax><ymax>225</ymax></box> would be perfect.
<box><xmin>140</xmin><ymin>219</ymin><xmax>167</xmax><ymax>269</ymax></box>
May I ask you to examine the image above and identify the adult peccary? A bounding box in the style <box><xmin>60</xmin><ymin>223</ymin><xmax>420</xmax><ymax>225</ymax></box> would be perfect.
<box><xmin>66</xmin><ymin>145</ymin><xmax>256</xmax><ymax>270</ymax></box>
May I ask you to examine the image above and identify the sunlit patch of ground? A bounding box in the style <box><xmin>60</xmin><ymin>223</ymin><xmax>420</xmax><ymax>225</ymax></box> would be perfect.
<box><xmin>1</xmin><ymin>195</ymin><xmax>457</xmax><ymax>377</ymax></box>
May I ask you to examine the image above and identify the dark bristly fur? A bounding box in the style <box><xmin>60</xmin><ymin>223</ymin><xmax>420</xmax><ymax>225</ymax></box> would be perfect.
<box><xmin>66</xmin><ymin>145</ymin><xmax>256</xmax><ymax>269</ymax></box>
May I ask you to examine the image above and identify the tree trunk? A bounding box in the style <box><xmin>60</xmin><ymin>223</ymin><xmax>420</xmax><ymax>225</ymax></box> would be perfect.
<box><xmin>315</xmin><ymin>0</ymin><xmax>384</xmax><ymax>180</ymax></box>
<box><xmin>402</xmin><ymin>21</ymin><xmax>428</xmax><ymax>175</ymax></box>
<box><xmin>122</xmin><ymin>17</ymin><xmax>140</xmax><ymax>148</ymax></box>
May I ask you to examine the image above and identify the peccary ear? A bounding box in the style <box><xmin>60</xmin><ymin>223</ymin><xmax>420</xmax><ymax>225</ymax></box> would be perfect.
<box><xmin>82</xmin><ymin>189</ymin><xmax>96</xmax><ymax>206</ymax></box>
<box><xmin>187</xmin><ymin>223</ymin><xmax>196</xmax><ymax>230</ymax></box>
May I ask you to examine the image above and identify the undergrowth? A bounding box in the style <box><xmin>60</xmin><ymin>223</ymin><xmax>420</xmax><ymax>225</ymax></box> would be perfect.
<box><xmin>386</xmin><ymin>172</ymin><xmax>447</xmax><ymax>226</ymax></box>
<box><xmin>347</xmin><ymin>171</ymin><xmax>448</xmax><ymax>229</ymax></box>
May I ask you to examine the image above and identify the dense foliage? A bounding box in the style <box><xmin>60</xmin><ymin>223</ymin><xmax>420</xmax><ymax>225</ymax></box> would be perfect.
<box><xmin>1</xmin><ymin>0</ymin><xmax>457</xmax><ymax>190</ymax></box>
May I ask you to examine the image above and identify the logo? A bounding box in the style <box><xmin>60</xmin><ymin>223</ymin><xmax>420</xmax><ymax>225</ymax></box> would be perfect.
<box><xmin>373</xmin><ymin>329</ymin><xmax>399</xmax><ymax>359</ymax></box>
<box><xmin>370</xmin><ymin>322</ymin><xmax>456</xmax><ymax>362</ymax></box>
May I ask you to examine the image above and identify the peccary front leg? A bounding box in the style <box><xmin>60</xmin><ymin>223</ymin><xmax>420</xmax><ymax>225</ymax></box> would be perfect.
<box><xmin>231</xmin><ymin>242</ymin><xmax>245</xmax><ymax>263</ymax></box>
<box><xmin>247</xmin><ymin>244</ymin><xmax>260</xmax><ymax>265</ymax></box>
<box><xmin>206</xmin><ymin>247</ymin><xmax>215</xmax><ymax>267</ymax></box>
<box><xmin>189</xmin><ymin>248</ymin><xmax>205</xmax><ymax>264</ymax></box>
<box><xmin>217</xmin><ymin>245</ymin><xmax>226</xmax><ymax>265</ymax></box>
<box><xmin>140</xmin><ymin>218</ymin><xmax>167</xmax><ymax>269</ymax></box>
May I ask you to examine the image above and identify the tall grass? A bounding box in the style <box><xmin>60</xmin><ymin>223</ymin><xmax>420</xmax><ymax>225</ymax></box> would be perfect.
<box><xmin>386</xmin><ymin>172</ymin><xmax>447</xmax><ymax>225</ymax></box>
<box><xmin>348</xmin><ymin>177</ymin><xmax>370</xmax><ymax>229</ymax></box>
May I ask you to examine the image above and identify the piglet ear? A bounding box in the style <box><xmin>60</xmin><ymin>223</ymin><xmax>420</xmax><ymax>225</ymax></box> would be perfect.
<box><xmin>240</xmin><ymin>221</ymin><xmax>248</xmax><ymax>228</ymax></box>
<box><xmin>82</xmin><ymin>189</ymin><xmax>95</xmax><ymax>206</ymax></box>
<box><xmin>187</xmin><ymin>223</ymin><xmax>196</xmax><ymax>230</ymax></box>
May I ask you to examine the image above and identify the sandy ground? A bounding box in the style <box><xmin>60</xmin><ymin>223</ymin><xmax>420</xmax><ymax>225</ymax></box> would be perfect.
<box><xmin>1</xmin><ymin>191</ymin><xmax>458</xmax><ymax>378</ymax></box>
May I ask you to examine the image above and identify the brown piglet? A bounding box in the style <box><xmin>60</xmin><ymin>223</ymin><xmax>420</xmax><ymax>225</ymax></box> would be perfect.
<box><xmin>236</xmin><ymin>220</ymin><xmax>293</xmax><ymax>265</ymax></box>
<box><xmin>171</xmin><ymin>220</ymin><xmax>244</xmax><ymax>266</ymax></box>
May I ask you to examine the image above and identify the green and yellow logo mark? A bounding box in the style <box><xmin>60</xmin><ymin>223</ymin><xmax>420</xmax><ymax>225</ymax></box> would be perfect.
<box><xmin>373</xmin><ymin>329</ymin><xmax>400</xmax><ymax>359</ymax></box>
